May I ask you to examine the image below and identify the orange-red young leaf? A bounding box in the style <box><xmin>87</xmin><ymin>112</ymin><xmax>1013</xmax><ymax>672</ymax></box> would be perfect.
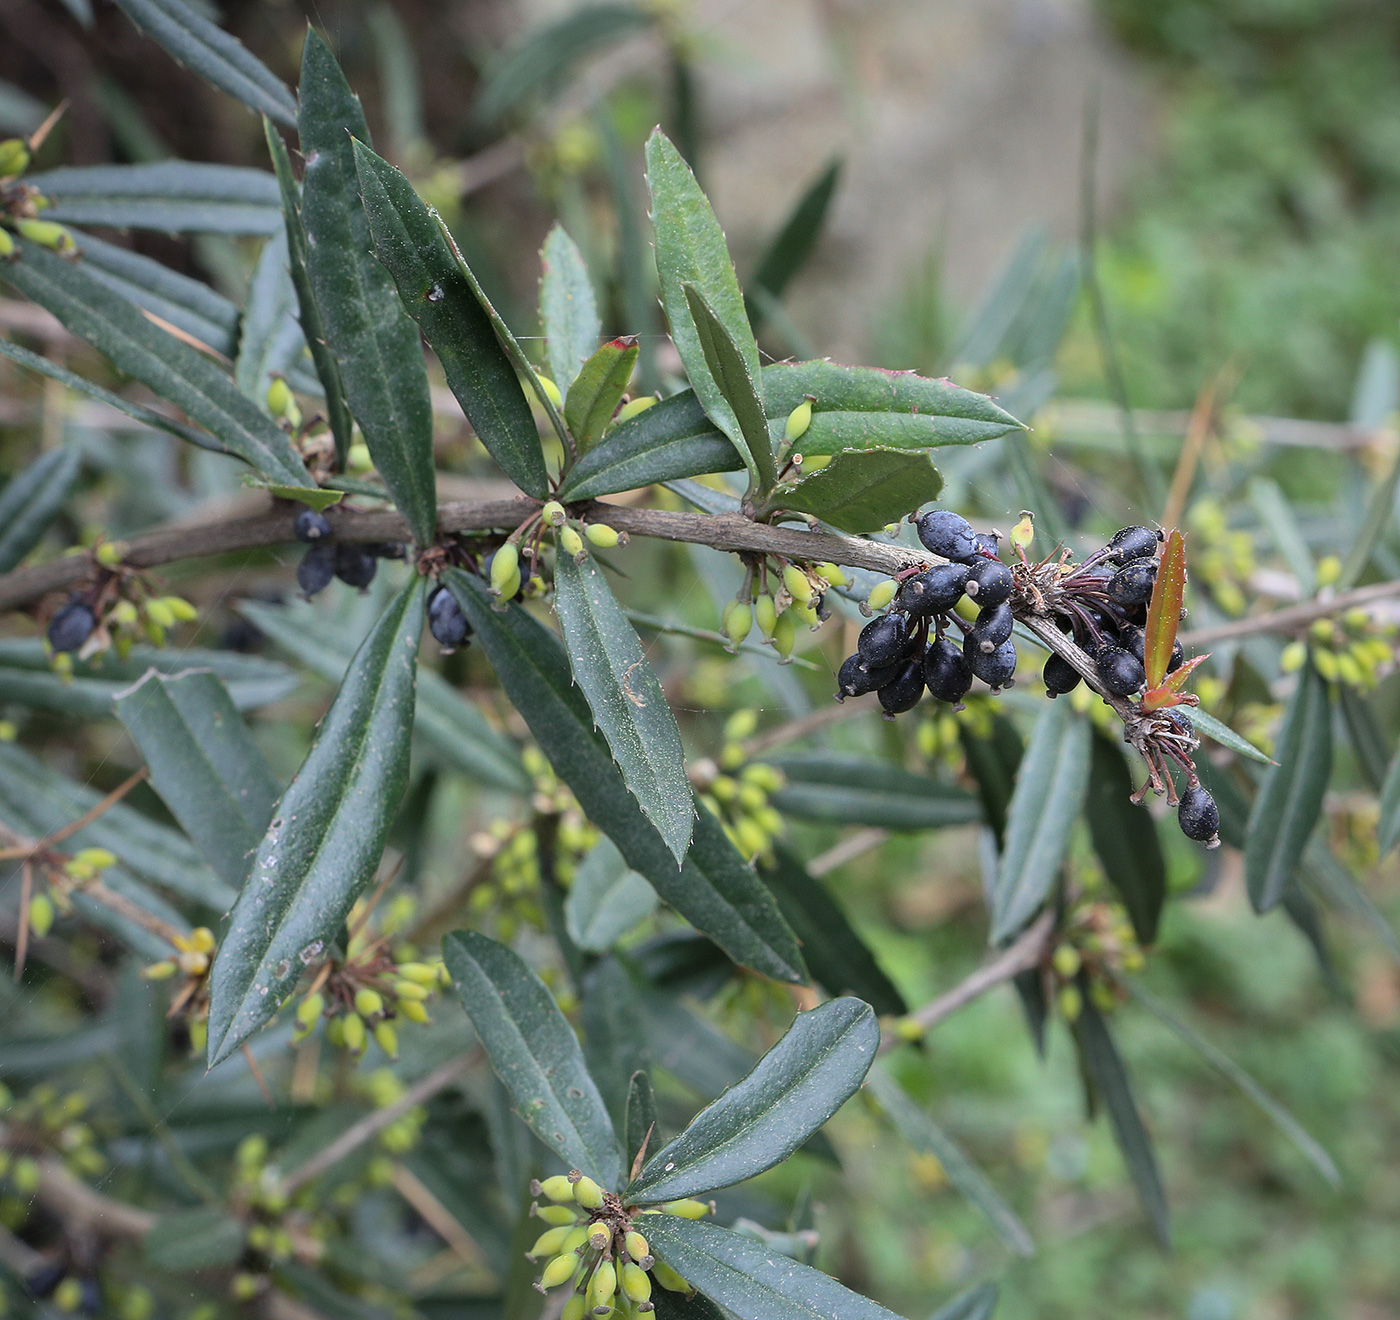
<box><xmin>1144</xmin><ymin>529</ymin><xmax>1187</xmax><ymax>690</ymax></box>
<box><xmin>1141</xmin><ymin>654</ymin><xmax>1210</xmax><ymax>711</ymax></box>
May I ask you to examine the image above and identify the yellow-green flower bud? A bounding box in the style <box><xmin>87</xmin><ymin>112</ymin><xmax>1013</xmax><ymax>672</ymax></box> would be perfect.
<box><xmin>395</xmin><ymin>961</ymin><xmax>439</xmax><ymax>986</ymax></box>
<box><xmin>753</xmin><ymin>593</ymin><xmax>778</xmax><ymax>640</ymax></box>
<box><xmin>1316</xmin><ymin>555</ymin><xmax>1341</xmax><ymax>586</ymax></box>
<box><xmin>266</xmin><ymin>377</ymin><xmax>296</xmax><ymax>419</ymax></box>
<box><xmin>1314</xmin><ymin>648</ymin><xmax>1339</xmax><ymax>682</ymax></box>
<box><xmin>624</xmin><ymin>1230</ymin><xmax>651</xmax><ymax>1265</ymax></box>
<box><xmin>1057</xmin><ymin>984</ymin><xmax>1082</xmax><ymax>1022</ymax></box>
<box><xmin>572</xmin><ymin>1174</ymin><xmax>605</xmax><ymax>1209</ymax></box>
<box><xmin>867</xmin><ymin>579</ymin><xmax>898</xmax><ymax>611</ymax></box>
<box><xmin>529</xmin><ymin>1226</ymin><xmax>574</xmax><ymax>1259</ymax></box>
<box><xmin>784</xmin><ymin>400</ymin><xmax>812</xmax><ymax>443</ymax></box>
<box><xmin>1051</xmin><ymin>945</ymin><xmax>1081</xmax><ymax>979</ymax></box>
<box><xmin>341</xmin><ymin>1013</ymin><xmax>367</xmax><ymax>1055</ymax></box>
<box><xmin>563</xmin><ymin>1297</ymin><xmax>588</xmax><ymax>1320</ymax></box>
<box><xmin>0</xmin><ymin>228</ymin><xmax>15</xmax><ymax>260</ymax></box>
<box><xmin>539</xmin><ymin>1252</ymin><xmax>580</xmax><ymax>1290</ymax></box>
<box><xmin>399</xmin><ymin>999</ymin><xmax>430</xmax><ymax>1024</ymax></box>
<box><xmin>663</xmin><ymin>1199</ymin><xmax>711</xmax><ymax>1219</ymax></box>
<box><xmin>73</xmin><ymin>847</ymin><xmax>116</xmax><ymax>872</ymax></box>
<box><xmin>16</xmin><ymin>218</ymin><xmax>75</xmax><ymax>254</ymax></box>
<box><xmin>588</xmin><ymin>1260</ymin><xmax>617</xmax><ymax>1314</ymax></box>
<box><xmin>586</xmin><ymin>523</ymin><xmax>621</xmax><ymax>548</ymax></box>
<box><xmin>621</xmin><ymin>1262</ymin><xmax>652</xmax><ymax>1304</ymax></box>
<box><xmin>1280</xmin><ymin>640</ymin><xmax>1306</xmax><ymax>673</ymax></box>
<box><xmin>560</xmin><ymin>526</ymin><xmax>585</xmax><ymax>558</ymax></box>
<box><xmin>652</xmin><ymin>1261</ymin><xmax>691</xmax><ymax>1293</ymax></box>
<box><xmin>814</xmin><ymin>562</ymin><xmax>848</xmax><ymax>587</ymax></box>
<box><xmin>1010</xmin><ymin>513</ymin><xmax>1034</xmax><ymax>550</ymax></box>
<box><xmin>354</xmin><ymin>987</ymin><xmax>385</xmax><ymax>1018</ymax></box>
<box><xmin>535</xmin><ymin>1175</ymin><xmax>575</xmax><ymax>1203</ymax></box>
<box><xmin>296</xmin><ymin>993</ymin><xmax>325</xmax><ymax>1028</ymax></box>
<box><xmin>587</xmin><ymin>1221</ymin><xmax>610</xmax><ymax>1250</ymax></box>
<box><xmin>537</xmin><ymin>375</ymin><xmax>564</xmax><ymax>409</ymax></box>
<box><xmin>781</xmin><ymin>564</ymin><xmax>813</xmax><ymax>604</ymax></box>
<box><xmin>0</xmin><ymin>139</ymin><xmax>30</xmax><ymax>177</ymax></box>
<box><xmin>616</xmin><ymin>395</ymin><xmax>657</xmax><ymax>424</ymax></box>
<box><xmin>542</xmin><ymin>500</ymin><xmax>567</xmax><ymax>526</ymax></box>
<box><xmin>373</xmin><ymin>1021</ymin><xmax>398</xmax><ymax>1058</ymax></box>
<box><xmin>28</xmin><ymin>892</ymin><xmax>54</xmax><ymax>939</ymax></box>
<box><xmin>772</xmin><ymin>611</ymin><xmax>796</xmax><ymax>660</ymax></box>
<box><xmin>393</xmin><ymin>979</ymin><xmax>431</xmax><ymax>1001</ymax></box>
<box><xmin>722</xmin><ymin>599</ymin><xmax>752</xmax><ymax>648</ymax></box>
<box><xmin>53</xmin><ymin>1278</ymin><xmax>84</xmax><ymax>1313</ymax></box>
<box><xmin>491</xmin><ymin>542</ymin><xmax>521</xmax><ymax>593</ymax></box>
<box><xmin>533</xmin><ymin>1203</ymin><xmax>579</xmax><ymax>1226</ymax></box>
<box><xmin>142</xmin><ymin>959</ymin><xmax>177</xmax><ymax>981</ymax></box>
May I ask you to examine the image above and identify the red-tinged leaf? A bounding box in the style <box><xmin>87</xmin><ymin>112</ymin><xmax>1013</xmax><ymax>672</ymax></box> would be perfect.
<box><xmin>1144</xmin><ymin>529</ymin><xmax>1187</xmax><ymax>690</ymax></box>
<box><xmin>1141</xmin><ymin>653</ymin><xmax>1211</xmax><ymax>711</ymax></box>
<box><xmin>1164</xmin><ymin>653</ymin><xmax>1210</xmax><ymax>692</ymax></box>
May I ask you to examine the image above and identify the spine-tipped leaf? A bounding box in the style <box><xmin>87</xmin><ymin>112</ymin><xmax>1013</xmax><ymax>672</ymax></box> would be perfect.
<box><xmin>0</xmin><ymin>446</ymin><xmax>81</xmax><ymax>574</ymax></box>
<box><xmin>565</xmin><ymin>337</ymin><xmax>640</xmax><ymax>452</ymax></box>
<box><xmin>206</xmin><ymin>577</ymin><xmax>425</xmax><ymax>1064</ymax></box>
<box><xmin>353</xmin><ymin>140</ymin><xmax>549</xmax><ymax>499</ymax></box>
<box><xmin>628</xmin><ymin>998</ymin><xmax>876</xmax><ymax>1202</ymax></box>
<box><xmin>443</xmin><ymin>930</ymin><xmax>622</xmax><ymax>1188</ymax></box>
<box><xmin>541</xmin><ymin>224</ymin><xmax>601</xmax><ymax>391</ymax></box>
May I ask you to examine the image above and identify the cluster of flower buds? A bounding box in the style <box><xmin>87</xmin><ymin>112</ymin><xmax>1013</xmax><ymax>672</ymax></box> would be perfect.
<box><xmin>1187</xmin><ymin>498</ymin><xmax>1255</xmax><ymax>617</ymax></box>
<box><xmin>0</xmin><ymin>138</ymin><xmax>75</xmax><ymax>260</ymax></box>
<box><xmin>690</xmin><ymin>710</ymin><xmax>786</xmax><ymax>863</ymax></box>
<box><xmin>527</xmin><ymin>1171</ymin><xmax>707</xmax><ymax>1312</ymax></box>
<box><xmin>721</xmin><ymin>560</ymin><xmax>847</xmax><ymax>662</ymax></box>
<box><xmin>0</xmin><ymin>1082</ymin><xmax>105</xmax><ymax>1184</ymax></box>
<box><xmin>24</xmin><ymin>846</ymin><xmax>121</xmax><ymax>942</ymax></box>
<box><xmin>292</xmin><ymin>506</ymin><xmax>406</xmax><ymax>600</ymax></box>
<box><xmin>1045</xmin><ymin>897</ymin><xmax>1145</xmax><ymax>1022</ymax></box>
<box><xmin>1284</xmin><ymin>612</ymin><xmax>1397</xmax><ymax>690</ymax></box>
<box><xmin>290</xmin><ymin>895</ymin><xmax>448</xmax><ymax>1062</ymax></box>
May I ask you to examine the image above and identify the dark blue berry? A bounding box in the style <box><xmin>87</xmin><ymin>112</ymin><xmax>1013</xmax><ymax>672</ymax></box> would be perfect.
<box><xmin>857</xmin><ymin>611</ymin><xmax>915</xmax><ymax>668</ymax></box>
<box><xmin>965</xmin><ymin>557</ymin><xmax>1013</xmax><ymax>606</ymax></box>
<box><xmin>46</xmin><ymin>598</ymin><xmax>95</xmax><ymax>654</ymax></box>
<box><xmin>972</xmin><ymin>531</ymin><xmax>1000</xmax><ymax>558</ymax></box>
<box><xmin>965</xmin><ymin>634</ymin><xmax>1017</xmax><ymax>688</ymax></box>
<box><xmin>371</xmin><ymin>541</ymin><xmax>407</xmax><ymax>560</ymax></box>
<box><xmin>895</xmin><ymin>563</ymin><xmax>970</xmax><ymax>616</ymax></box>
<box><xmin>334</xmin><ymin>544</ymin><xmax>378</xmax><ymax>589</ymax></box>
<box><xmin>297</xmin><ymin>542</ymin><xmax>336</xmax><ymax>597</ymax></box>
<box><xmin>427</xmin><ymin>585</ymin><xmax>471</xmax><ymax>650</ymax></box>
<box><xmin>1095</xmin><ymin>644</ymin><xmax>1145</xmax><ymax>695</ymax></box>
<box><xmin>836</xmin><ymin>652</ymin><xmax>901</xmax><ymax>700</ymax></box>
<box><xmin>293</xmin><ymin>507</ymin><xmax>332</xmax><ymax>542</ymax></box>
<box><xmin>923</xmin><ymin>638</ymin><xmax>973</xmax><ymax>704</ymax></box>
<box><xmin>877</xmin><ymin>657</ymin><xmax>925</xmax><ymax>716</ymax></box>
<box><xmin>1177</xmin><ymin>785</ymin><xmax>1219</xmax><ymax>843</ymax></box>
<box><xmin>915</xmin><ymin>509</ymin><xmax>978</xmax><ymax>561</ymax></box>
<box><xmin>1107</xmin><ymin>557</ymin><xmax>1157</xmax><ymax>606</ymax></box>
<box><xmin>1106</xmin><ymin>525</ymin><xmax>1161</xmax><ymax>564</ymax></box>
<box><xmin>1043</xmin><ymin>651</ymin><xmax>1081</xmax><ymax>696</ymax></box>
<box><xmin>970</xmin><ymin>601</ymin><xmax>1013</xmax><ymax>653</ymax></box>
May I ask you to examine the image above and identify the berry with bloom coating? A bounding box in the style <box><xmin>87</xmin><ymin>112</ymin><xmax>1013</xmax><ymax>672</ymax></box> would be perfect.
<box><xmin>293</xmin><ymin>508</ymin><xmax>332</xmax><ymax>542</ymax></box>
<box><xmin>663</xmin><ymin>1199</ymin><xmax>712</xmax><ymax>1219</ymax></box>
<box><xmin>965</xmin><ymin>636</ymin><xmax>1017</xmax><ymax>689</ymax></box>
<box><xmin>1177</xmin><ymin>785</ymin><xmax>1220</xmax><ymax>843</ymax></box>
<box><xmin>533</xmin><ymin>1203</ymin><xmax>579</xmax><ymax>1226</ymax></box>
<box><xmin>586</xmin><ymin>523</ymin><xmax>621</xmax><ymax>548</ymax></box>
<box><xmin>1095</xmin><ymin>645</ymin><xmax>1145</xmax><ymax>696</ymax></box>
<box><xmin>334</xmin><ymin>544</ymin><xmax>378</xmax><ymax>589</ymax></box>
<box><xmin>915</xmin><ymin>509</ymin><xmax>978</xmax><ymax>561</ymax></box>
<box><xmin>722</xmin><ymin>600</ymin><xmax>753</xmax><ymax>648</ymax></box>
<box><xmin>652</xmin><ymin>1262</ymin><xmax>691</xmax><ymax>1293</ymax></box>
<box><xmin>923</xmin><ymin>638</ymin><xmax>973</xmax><ymax>705</ymax></box>
<box><xmin>782</xmin><ymin>564</ymin><xmax>814</xmax><ymax>605</ymax></box>
<box><xmin>1107</xmin><ymin>558</ymin><xmax>1157</xmax><ymax>606</ymax></box>
<box><xmin>970</xmin><ymin>601</ymin><xmax>1013</xmax><ymax>653</ymax></box>
<box><xmin>297</xmin><ymin>543</ymin><xmax>337</xmax><ymax>597</ymax></box>
<box><xmin>857</xmin><ymin>612</ymin><xmax>914</xmax><ymax>668</ymax></box>
<box><xmin>877</xmin><ymin>658</ymin><xmax>925</xmax><ymax>716</ymax></box>
<box><xmin>1043</xmin><ymin>652</ymin><xmax>1081</xmax><ymax>696</ymax></box>
<box><xmin>47</xmin><ymin>598</ymin><xmax>95</xmax><ymax>654</ymax></box>
<box><xmin>895</xmin><ymin>563</ymin><xmax>970</xmax><ymax>616</ymax></box>
<box><xmin>621</xmin><ymin>1262</ymin><xmax>652</xmax><ymax>1306</ymax></box>
<box><xmin>1106</xmin><ymin>525</ymin><xmax>1161</xmax><ymax>564</ymax></box>
<box><xmin>835</xmin><ymin>653</ymin><xmax>901</xmax><ymax>700</ymax></box>
<box><xmin>427</xmin><ymin>586</ymin><xmax>471</xmax><ymax>650</ymax></box>
<box><xmin>529</xmin><ymin>1226</ymin><xmax>574</xmax><ymax>1259</ymax></box>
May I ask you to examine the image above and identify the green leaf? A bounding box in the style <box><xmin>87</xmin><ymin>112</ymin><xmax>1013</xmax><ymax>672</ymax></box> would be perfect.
<box><xmin>0</xmin><ymin>638</ymin><xmax>298</xmax><ymax>718</ymax></box>
<box><xmin>766</xmin><ymin>755</ymin><xmax>981</xmax><ymax>832</ymax></box>
<box><xmin>554</xmin><ymin>550</ymin><xmax>693</xmax><ymax>864</ymax></box>
<box><xmin>352</xmin><ymin>139</ymin><xmax>548</xmax><ymax>500</ymax></box>
<box><xmin>29</xmin><ymin>162</ymin><xmax>283</xmax><ymax>233</ymax></box>
<box><xmin>565</xmin><ymin>337</ymin><xmax>640</xmax><ymax>453</ymax></box>
<box><xmin>928</xmin><ymin>1284</ymin><xmax>1000</xmax><ymax>1320</ymax></box>
<box><xmin>1244</xmin><ymin>658</ymin><xmax>1332</xmax><ymax>914</ymax></box>
<box><xmin>991</xmin><ymin>703</ymin><xmax>1091</xmax><ymax>942</ymax></box>
<box><xmin>443</xmin><ymin>569</ymin><xmax>805</xmax><ymax>984</ymax></box>
<box><xmin>1303</xmin><ymin>839</ymin><xmax>1400</xmax><ymax>963</ymax></box>
<box><xmin>761</xmin><ymin>846</ymin><xmax>907</xmax><ymax>1017</ymax></box>
<box><xmin>625</xmin><ymin>1069</ymin><xmax>657</xmax><ymax>1169</ymax></box>
<box><xmin>865</xmin><ymin>1068</ymin><xmax>1034</xmax><ymax>1257</ymax></box>
<box><xmin>1075</xmin><ymin>996</ymin><xmax>1171</xmax><ymax>1249</ymax></box>
<box><xmin>1123</xmin><ymin>978</ymin><xmax>1340</xmax><ymax>1187</ymax></box>
<box><xmin>235</xmin><ymin>597</ymin><xmax>527</xmax><ymax>794</ymax></box>
<box><xmin>299</xmin><ymin>32</ymin><xmax>436</xmax><ymax>544</ymax></box>
<box><xmin>443</xmin><ymin>930</ymin><xmax>622</xmax><ymax>1187</ymax></box>
<box><xmin>646</xmin><ymin>131</ymin><xmax>766</xmax><ymax>473</ymax></box>
<box><xmin>644</xmin><ymin>1215</ymin><xmax>905</xmax><ymax>1320</ymax></box>
<box><xmin>629</xmin><ymin>998</ymin><xmax>875</xmax><ymax>1202</ymax></box>
<box><xmin>114</xmin><ymin>669</ymin><xmax>280</xmax><ymax>891</ymax></box>
<box><xmin>1249</xmin><ymin>478</ymin><xmax>1315</xmax><ymax>598</ymax></box>
<box><xmin>555</xmin><ymin>388</ymin><xmax>741</xmax><ymax>500</ymax></box>
<box><xmin>475</xmin><ymin>4</ymin><xmax>650</xmax><ymax>123</ymax></box>
<box><xmin>1186</xmin><ymin>707</ymin><xmax>1273</xmax><ymax>765</ymax></box>
<box><xmin>110</xmin><ymin>0</ymin><xmax>296</xmax><ymax>125</ymax></box>
<box><xmin>1339</xmin><ymin>441</ymin><xmax>1400</xmax><ymax>590</ymax></box>
<box><xmin>73</xmin><ymin>230</ymin><xmax>239</xmax><ymax>357</ymax></box>
<box><xmin>206</xmin><ymin>578</ymin><xmax>425</xmax><ymax>1065</ymax></box>
<box><xmin>564</xmin><ymin>837</ymin><xmax>659</xmax><ymax>953</ymax></box>
<box><xmin>1338</xmin><ymin>684</ymin><xmax>1390</xmax><ymax>792</ymax></box>
<box><xmin>540</xmin><ymin>224</ymin><xmax>601</xmax><ymax>391</ymax></box>
<box><xmin>264</xmin><ymin>119</ymin><xmax>354</xmax><ymax>468</ymax></box>
<box><xmin>144</xmin><ymin>1207</ymin><xmax>247</xmax><ymax>1271</ymax></box>
<box><xmin>0</xmin><ymin>446</ymin><xmax>81</xmax><ymax>574</ymax></box>
<box><xmin>581</xmin><ymin>956</ymin><xmax>648</xmax><ymax>1125</ymax></box>
<box><xmin>1381</xmin><ymin>746</ymin><xmax>1400</xmax><ymax>857</ymax></box>
<box><xmin>0</xmin><ymin>243</ymin><xmax>311</xmax><ymax>486</ymax></box>
<box><xmin>773</xmin><ymin>447</ymin><xmax>943</xmax><ymax>533</ymax></box>
<box><xmin>235</xmin><ymin>228</ymin><xmax>304</xmax><ymax>404</ymax></box>
<box><xmin>681</xmin><ymin>283</ymin><xmax>777</xmax><ymax>492</ymax></box>
<box><xmin>747</xmin><ymin>159</ymin><xmax>841</xmax><ymax>329</ymax></box>
<box><xmin>959</xmin><ymin>713</ymin><xmax>1024</xmax><ymax>849</ymax></box>
<box><xmin>0</xmin><ymin>740</ymin><xmax>233</xmax><ymax>911</ymax></box>
<box><xmin>0</xmin><ymin>336</ymin><xmax>219</xmax><ymax>454</ymax></box>
<box><xmin>1086</xmin><ymin>731</ymin><xmax>1166</xmax><ymax>946</ymax></box>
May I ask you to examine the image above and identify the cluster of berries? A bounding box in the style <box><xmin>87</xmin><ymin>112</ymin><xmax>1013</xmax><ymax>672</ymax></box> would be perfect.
<box><xmin>292</xmin><ymin>506</ymin><xmax>405</xmax><ymax>598</ymax></box>
<box><xmin>289</xmin><ymin>894</ymin><xmax>448</xmax><ymax>1062</ymax></box>
<box><xmin>527</xmin><ymin>1172</ymin><xmax>702</xmax><ymax>1313</ymax></box>
<box><xmin>835</xmin><ymin>509</ymin><xmax>1016</xmax><ymax>716</ymax></box>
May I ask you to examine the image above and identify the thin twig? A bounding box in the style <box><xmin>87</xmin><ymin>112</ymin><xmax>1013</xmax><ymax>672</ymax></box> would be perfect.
<box><xmin>1179</xmin><ymin>577</ymin><xmax>1400</xmax><ymax>646</ymax></box>
<box><xmin>0</xmin><ymin>767</ymin><xmax>148</xmax><ymax>861</ymax></box>
<box><xmin>1160</xmin><ymin>373</ymin><xmax>1223</xmax><ymax>531</ymax></box>
<box><xmin>807</xmin><ymin>828</ymin><xmax>888</xmax><ymax>878</ymax></box>
<box><xmin>878</xmin><ymin>909</ymin><xmax>1056</xmax><ymax>1054</ymax></box>
<box><xmin>279</xmin><ymin>1051</ymin><xmax>480</xmax><ymax>1194</ymax></box>
<box><xmin>743</xmin><ymin>695</ymin><xmax>877</xmax><ymax>758</ymax></box>
<box><xmin>14</xmin><ymin>860</ymin><xmax>32</xmax><ymax>980</ymax></box>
